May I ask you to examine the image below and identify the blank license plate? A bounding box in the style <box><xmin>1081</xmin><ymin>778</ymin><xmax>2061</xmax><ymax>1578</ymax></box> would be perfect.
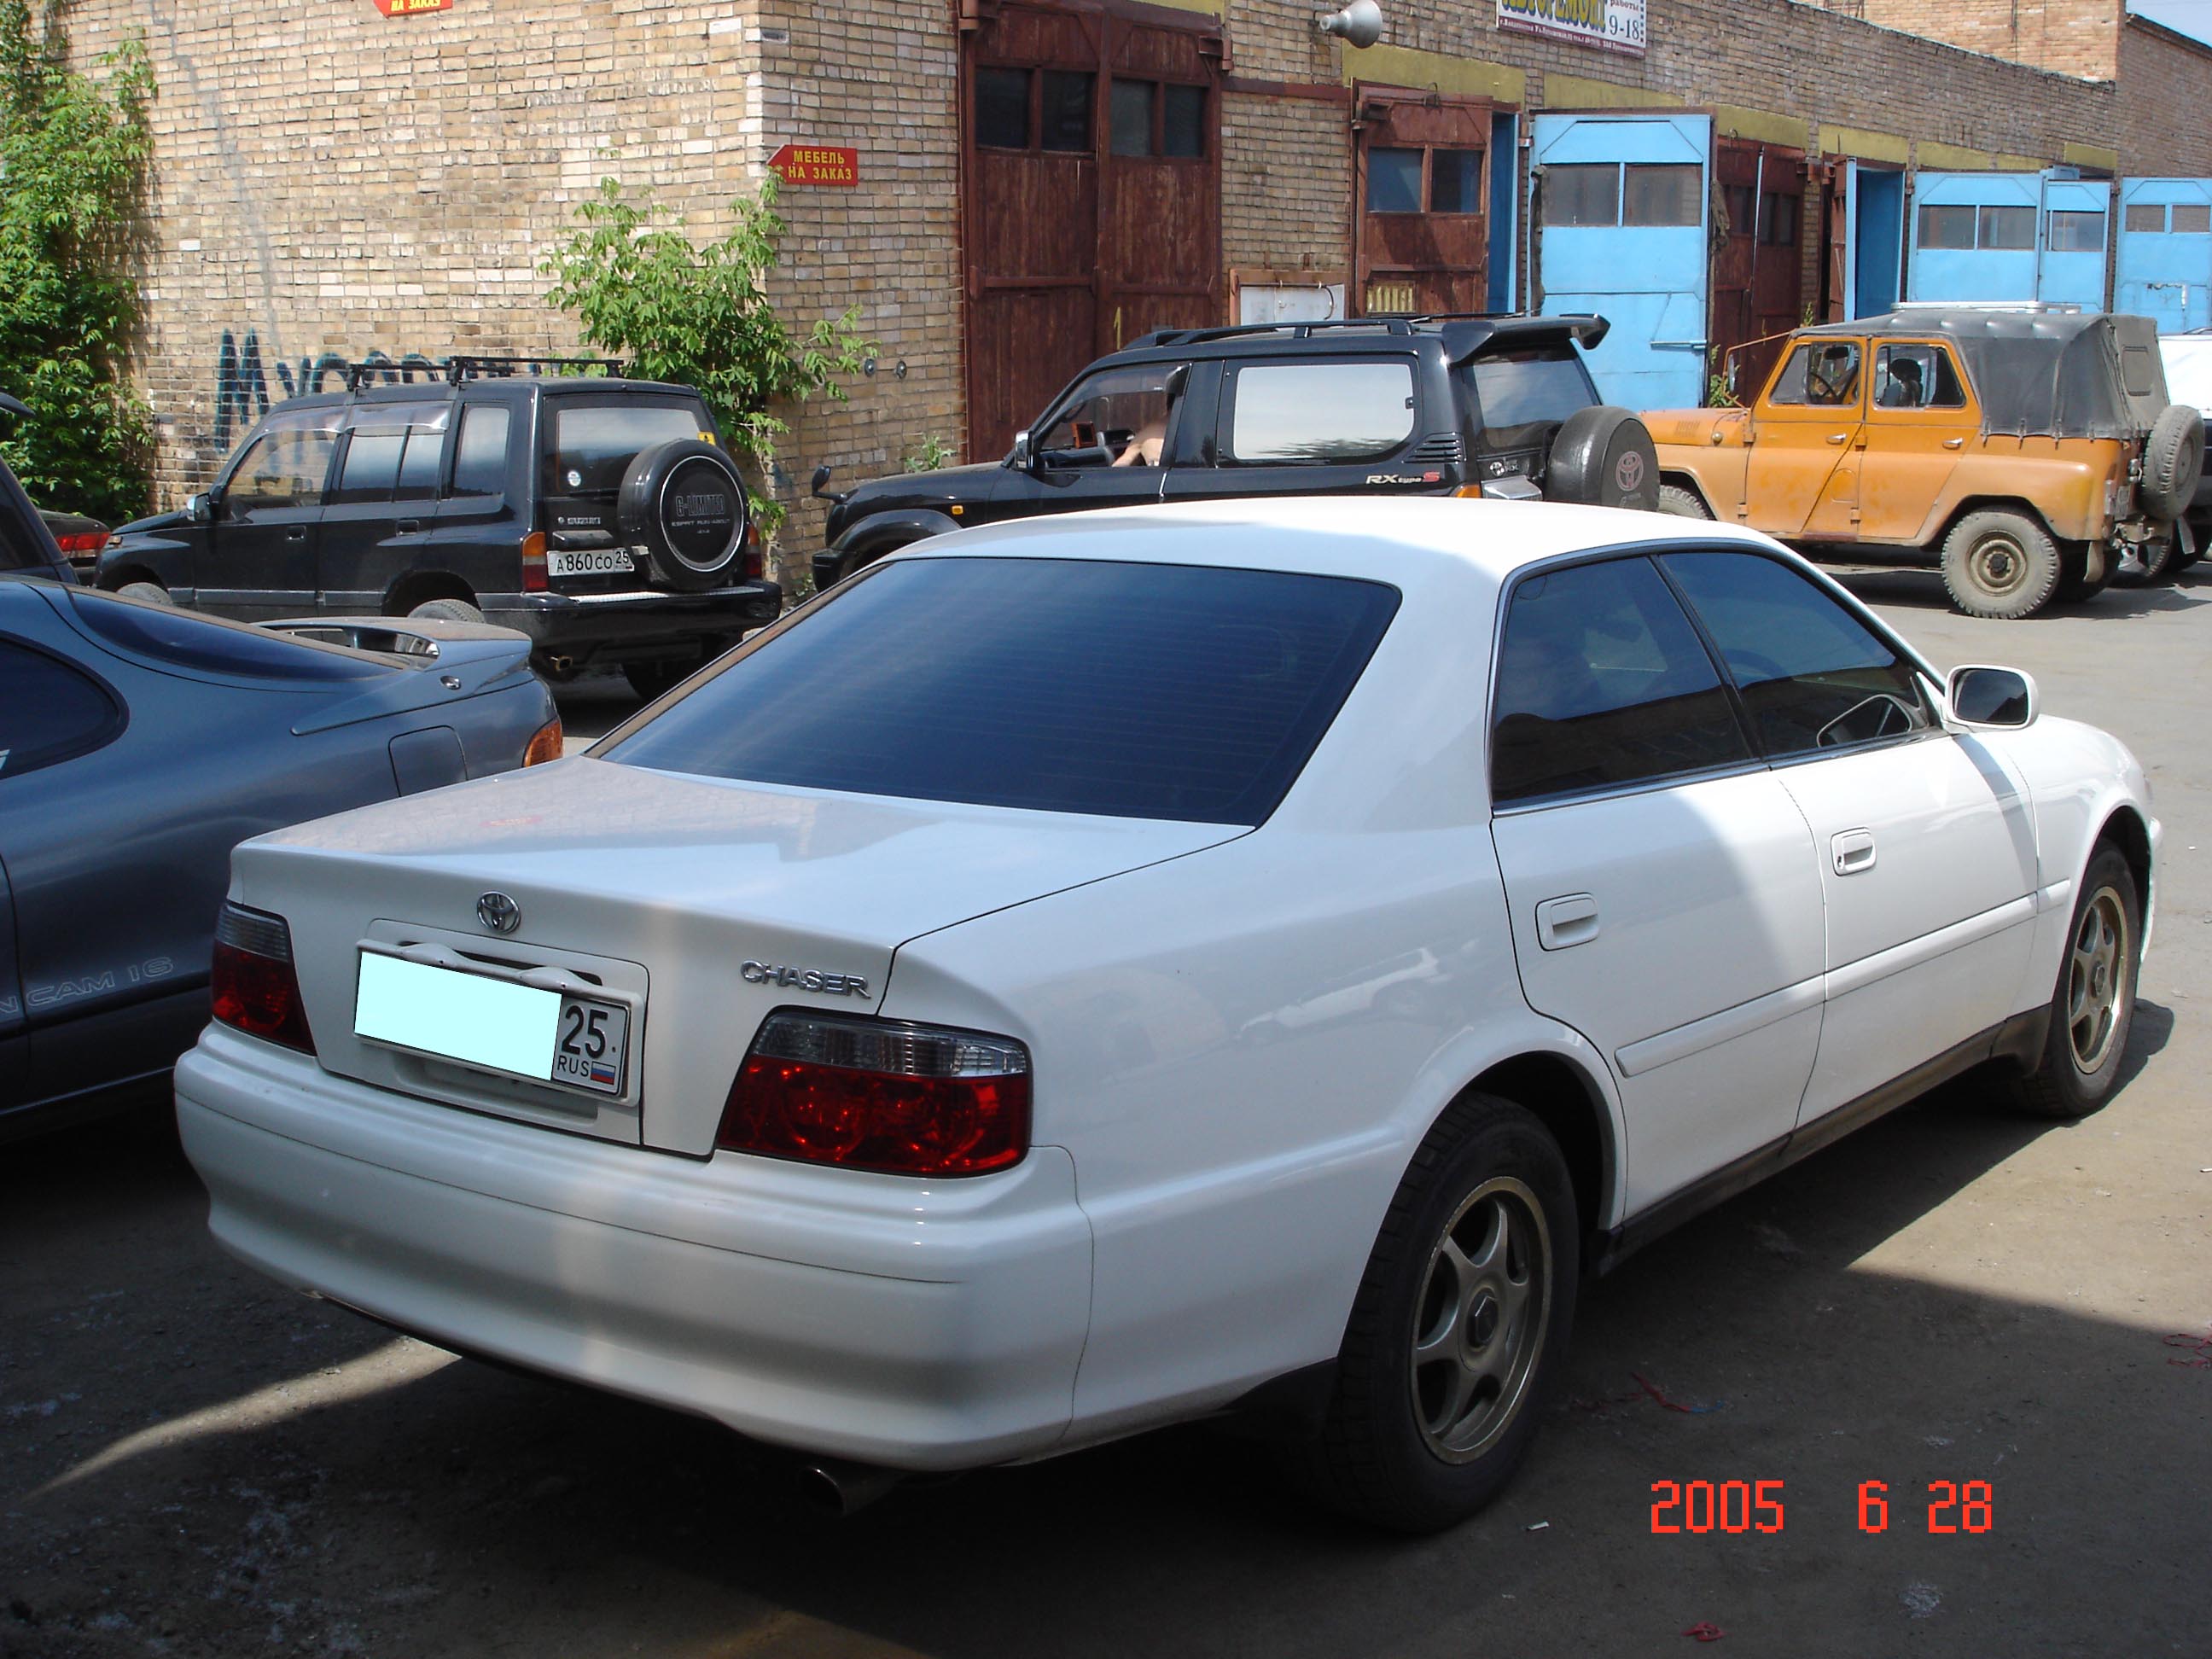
<box><xmin>354</xmin><ymin>952</ymin><xmax>631</xmax><ymax>1097</ymax></box>
<box><xmin>548</xmin><ymin>546</ymin><xmax>638</xmax><ymax>578</ymax></box>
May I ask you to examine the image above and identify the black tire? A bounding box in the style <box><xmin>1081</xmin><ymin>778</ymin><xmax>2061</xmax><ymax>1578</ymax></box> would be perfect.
<box><xmin>1286</xmin><ymin>1094</ymin><xmax>1578</xmax><ymax>1533</ymax></box>
<box><xmin>408</xmin><ymin>597</ymin><xmax>485</xmax><ymax>625</ymax></box>
<box><xmin>2138</xmin><ymin>405</ymin><xmax>2204</xmax><ymax>521</ymax></box>
<box><xmin>2009</xmin><ymin>844</ymin><xmax>2140</xmax><ymax>1120</ymax></box>
<box><xmin>114</xmin><ymin>580</ymin><xmax>172</xmax><ymax>605</ymax></box>
<box><xmin>1544</xmin><ymin>406</ymin><xmax>1661</xmax><ymax>514</ymax></box>
<box><xmin>1657</xmin><ymin>482</ymin><xmax>1713</xmax><ymax>520</ymax></box>
<box><xmin>2052</xmin><ymin>540</ymin><xmax>2111</xmax><ymax>605</ymax></box>
<box><xmin>617</xmin><ymin>439</ymin><xmax>748</xmax><ymax>592</ymax></box>
<box><xmin>2122</xmin><ymin>527</ymin><xmax>2178</xmax><ymax>585</ymax></box>
<box><xmin>1940</xmin><ymin>509</ymin><xmax>2062</xmax><ymax>619</ymax></box>
<box><xmin>624</xmin><ymin>658</ymin><xmax>694</xmax><ymax>701</ymax></box>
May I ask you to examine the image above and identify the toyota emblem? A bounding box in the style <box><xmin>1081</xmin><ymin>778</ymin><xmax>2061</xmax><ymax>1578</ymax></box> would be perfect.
<box><xmin>476</xmin><ymin>891</ymin><xmax>521</xmax><ymax>934</ymax></box>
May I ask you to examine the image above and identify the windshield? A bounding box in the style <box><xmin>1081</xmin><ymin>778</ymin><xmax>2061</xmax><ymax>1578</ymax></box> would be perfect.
<box><xmin>1466</xmin><ymin>352</ymin><xmax>1595</xmax><ymax>452</ymax></box>
<box><xmin>603</xmin><ymin>556</ymin><xmax>1400</xmax><ymax>824</ymax></box>
<box><xmin>550</xmin><ymin>401</ymin><xmax>711</xmax><ymax>493</ymax></box>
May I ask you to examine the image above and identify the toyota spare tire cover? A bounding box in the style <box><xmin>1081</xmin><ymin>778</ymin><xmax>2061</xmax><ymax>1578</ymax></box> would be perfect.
<box><xmin>617</xmin><ymin>438</ymin><xmax>748</xmax><ymax>591</ymax></box>
<box><xmin>1543</xmin><ymin>405</ymin><xmax>1662</xmax><ymax>513</ymax></box>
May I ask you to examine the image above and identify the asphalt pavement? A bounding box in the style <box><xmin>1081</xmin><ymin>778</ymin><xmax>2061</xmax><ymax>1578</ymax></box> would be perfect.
<box><xmin>3</xmin><ymin>562</ymin><xmax>2207</xmax><ymax>1658</ymax></box>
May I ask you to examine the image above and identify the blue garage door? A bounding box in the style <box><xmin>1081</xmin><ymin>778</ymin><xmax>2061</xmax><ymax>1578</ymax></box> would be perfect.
<box><xmin>2116</xmin><ymin>178</ymin><xmax>2212</xmax><ymax>331</ymax></box>
<box><xmin>1845</xmin><ymin>162</ymin><xmax>1907</xmax><ymax>319</ymax></box>
<box><xmin>1532</xmin><ymin>113</ymin><xmax>1712</xmax><ymax>410</ymax></box>
<box><xmin>1907</xmin><ymin>171</ymin><xmax>2110</xmax><ymax>307</ymax></box>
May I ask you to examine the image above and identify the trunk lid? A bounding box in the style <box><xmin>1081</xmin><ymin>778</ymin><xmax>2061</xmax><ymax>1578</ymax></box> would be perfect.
<box><xmin>233</xmin><ymin>757</ymin><xmax>1242</xmax><ymax>1153</ymax></box>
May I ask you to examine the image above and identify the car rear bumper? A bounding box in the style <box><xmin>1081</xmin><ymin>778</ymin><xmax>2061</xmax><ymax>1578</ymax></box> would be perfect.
<box><xmin>175</xmin><ymin>1026</ymin><xmax>1091</xmax><ymax>1470</ymax></box>
<box><xmin>480</xmin><ymin>582</ymin><xmax>782</xmax><ymax>661</ymax></box>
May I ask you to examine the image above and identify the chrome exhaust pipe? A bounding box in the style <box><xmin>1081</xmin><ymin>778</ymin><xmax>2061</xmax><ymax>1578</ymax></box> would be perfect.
<box><xmin>801</xmin><ymin>1456</ymin><xmax>905</xmax><ymax>1517</ymax></box>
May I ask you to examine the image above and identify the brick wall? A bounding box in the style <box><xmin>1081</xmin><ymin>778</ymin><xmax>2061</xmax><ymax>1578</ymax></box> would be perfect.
<box><xmin>2116</xmin><ymin>17</ymin><xmax>2212</xmax><ymax>175</ymax></box>
<box><xmin>1222</xmin><ymin>91</ymin><xmax>1352</xmax><ymax>285</ymax></box>
<box><xmin>1815</xmin><ymin>0</ymin><xmax>2122</xmax><ymax>82</ymax></box>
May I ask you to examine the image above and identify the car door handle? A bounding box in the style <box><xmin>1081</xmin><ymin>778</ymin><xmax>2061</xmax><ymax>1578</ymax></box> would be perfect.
<box><xmin>285</xmin><ymin>527</ymin><xmax>307</xmax><ymax>541</ymax></box>
<box><xmin>1534</xmin><ymin>893</ymin><xmax>1600</xmax><ymax>951</ymax></box>
<box><xmin>1942</xmin><ymin>438</ymin><xmax>1965</xmax><ymax>450</ymax></box>
<box><xmin>1825</xmin><ymin>432</ymin><xmax>1851</xmax><ymax>445</ymax></box>
<box><xmin>396</xmin><ymin>518</ymin><xmax>422</xmax><ymax>534</ymax></box>
<box><xmin>1831</xmin><ymin>830</ymin><xmax>1877</xmax><ymax>876</ymax></box>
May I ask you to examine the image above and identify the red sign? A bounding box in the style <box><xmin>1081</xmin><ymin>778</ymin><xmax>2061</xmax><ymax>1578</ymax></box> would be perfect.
<box><xmin>768</xmin><ymin>144</ymin><xmax>860</xmax><ymax>188</ymax></box>
<box><xmin>372</xmin><ymin>0</ymin><xmax>451</xmax><ymax>15</ymax></box>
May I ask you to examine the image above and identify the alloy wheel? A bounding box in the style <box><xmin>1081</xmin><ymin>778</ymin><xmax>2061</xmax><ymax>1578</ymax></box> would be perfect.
<box><xmin>2067</xmin><ymin>885</ymin><xmax>2131</xmax><ymax>1074</ymax></box>
<box><xmin>1410</xmin><ymin>1176</ymin><xmax>1551</xmax><ymax>1463</ymax></box>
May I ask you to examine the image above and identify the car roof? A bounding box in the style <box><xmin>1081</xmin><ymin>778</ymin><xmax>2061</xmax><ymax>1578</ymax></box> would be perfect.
<box><xmin>1096</xmin><ymin>314</ymin><xmax>1607</xmax><ymax>370</ymax></box>
<box><xmin>904</xmin><ymin>495</ymin><xmax>1785</xmax><ymax>591</ymax></box>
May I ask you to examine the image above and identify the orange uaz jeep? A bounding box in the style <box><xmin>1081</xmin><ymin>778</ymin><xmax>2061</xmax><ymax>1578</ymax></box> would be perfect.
<box><xmin>1646</xmin><ymin>308</ymin><xmax>2204</xmax><ymax>618</ymax></box>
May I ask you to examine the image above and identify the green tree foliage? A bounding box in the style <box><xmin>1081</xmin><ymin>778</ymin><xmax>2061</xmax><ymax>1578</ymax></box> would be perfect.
<box><xmin>0</xmin><ymin>1</ymin><xmax>154</xmax><ymax>522</ymax></box>
<box><xmin>542</xmin><ymin>176</ymin><xmax>872</xmax><ymax>535</ymax></box>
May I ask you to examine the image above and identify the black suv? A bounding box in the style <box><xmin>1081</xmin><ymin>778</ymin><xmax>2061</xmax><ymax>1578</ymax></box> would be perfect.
<box><xmin>98</xmin><ymin>360</ymin><xmax>780</xmax><ymax>697</ymax></box>
<box><xmin>812</xmin><ymin>315</ymin><xmax>1657</xmax><ymax>589</ymax></box>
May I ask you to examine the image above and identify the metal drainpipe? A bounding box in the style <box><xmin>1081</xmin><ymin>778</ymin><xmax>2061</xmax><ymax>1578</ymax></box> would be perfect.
<box><xmin>2034</xmin><ymin>169</ymin><xmax>2049</xmax><ymax>301</ymax></box>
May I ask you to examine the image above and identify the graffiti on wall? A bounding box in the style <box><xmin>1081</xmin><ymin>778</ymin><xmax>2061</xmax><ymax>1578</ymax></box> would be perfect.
<box><xmin>212</xmin><ymin>332</ymin><xmax>588</xmax><ymax>447</ymax></box>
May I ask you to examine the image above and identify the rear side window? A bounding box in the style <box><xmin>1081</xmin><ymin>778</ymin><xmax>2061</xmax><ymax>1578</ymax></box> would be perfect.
<box><xmin>550</xmin><ymin>402</ymin><xmax>707</xmax><ymax>493</ymax></box>
<box><xmin>1659</xmin><ymin>551</ymin><xmax>1930</xmax><ymax>757</ymax></box>
<box><xmin>450</xmin><ymin>405</ymin><xmax>512</xmax><ymax>497</ymax></box>
<box><xmin>1490</xmin><ymin>557</ymin><xmax>1749</xmax><ymax>806</ymax></box>
<box><xmin>1224</xmin><ymin>361</ymin><xmax>1415</xmax><ymax>464</ymax></box>
<box><xmin>332</xmin><ymin>403</ymin><xmax>449</xmax><ymax>506</ymax></box>
<box><xmin>65</xmin><ymin>590</ymin><xmax>392</xmax><ymax>682</ymax></box>
<box><xmin>605</xmin><ymin>557</ymin><xmax>1400</xmax><ymax>824</ymax></box>
<box><xmin>0</xmin><ymin>637</ymin><xmax>124</xmax><ymax>777</ymax></box>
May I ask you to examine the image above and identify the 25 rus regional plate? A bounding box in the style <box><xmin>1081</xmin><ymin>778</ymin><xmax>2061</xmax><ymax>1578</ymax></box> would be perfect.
<box><xmin>353</xmin><ymin>950</ymin><xmax>632</xmax><ymax>1097</ymax></box>
<box><xmin>547</xmin><ymin>546</ymin><xmax>639</xmax><ymax>578</ymax></box>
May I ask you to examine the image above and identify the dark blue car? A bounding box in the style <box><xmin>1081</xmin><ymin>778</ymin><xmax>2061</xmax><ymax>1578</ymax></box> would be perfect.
<box><xmin>0</xmin><ymin>579</ymin><xmax>559</xmax><ymax>1138</ymax></box>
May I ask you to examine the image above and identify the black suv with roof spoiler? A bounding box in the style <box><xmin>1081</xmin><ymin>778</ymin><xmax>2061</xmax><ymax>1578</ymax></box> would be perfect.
<box><xmin>809</xmin><ymin>313</ymin><xmax>1660</xmax><ymax>590</ymax></box>
<box><xmin>96</xmin><ymin>358</ymin><xmax>781</xmax><ymax>698</ymax></box>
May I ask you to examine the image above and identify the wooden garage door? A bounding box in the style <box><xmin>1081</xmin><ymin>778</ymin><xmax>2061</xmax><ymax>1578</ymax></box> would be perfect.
<box><xmin>961</xmin><ymin>0</ymin><xmax>1222</xmax><ymax>459</ymax></box>
<box><xmin>1710</xmin><ymin>136</ymin><xmax>1806</xmax><ymax>399</ymax></box>
<box><xmin>1355</xmin><ymin>89</ymin><xmax>1490</xmax><ymax>317</ymax></box>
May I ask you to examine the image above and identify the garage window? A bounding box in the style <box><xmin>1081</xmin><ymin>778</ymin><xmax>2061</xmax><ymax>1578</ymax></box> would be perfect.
<box><xmin>1225</xmin><ymin>361</ymin><xmax>1415</xmax><ymax>463</ymax></box>
<box><xmin>1659</xmin><ymin>551</ymin><xmax>1930</xmax><ymax>758</ymax></box>
<box><xmin>1622</xmin><ymin>164</ymin><xmax>1701</xmax><ymax>227</ymax></box>
<box><xmin>2048</xmin><ymin>211</ymin><xmax>2105</xmax><ymax>253</ymax></box>
<box><xmin>2125</xmin><ymin>202</ymin><xmax>2167</xmax><ymax>235</ymax></box>
<box><xmin>1541</xmin><ymin>164</ymin><xmax>1619</xmax><ymax>228</ymax></box>
<box><xmin>1979</xmin><ymin>205</ymin><xmax>2036</xmax><ymax>250</ymax></box>
<box><xmin>2176</xmin><ymin>203</ymin><xmax>2211</xmax><ymax>234</ymax></box>
<box><xmin>606</xmin><ymin>558</ymin><xmax>1401</xmax><ymax>825</ymax></box>
<box><xmin>1489</xmin><ymin>557</ymin><xmax>1750</xmax><ymax>806</ymax></box>
<box><xmin>1917</xmin><ymin>204</ymin><xmax>1977</xmax><ymax>250</ymax></box>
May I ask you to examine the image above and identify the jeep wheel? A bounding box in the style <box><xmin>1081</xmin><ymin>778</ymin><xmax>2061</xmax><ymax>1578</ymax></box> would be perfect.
<box><xmin>618</xmin><ymin>439</ymin><xmax>748</xmax><ymax>592</ymax></box>
<box><xmin>1284</xmin><ymin>1094</ymin><xmax>1576</xmax><ymax>1533</ymax></box>
<box><xmin>2139</xmin><ymin>405</ymin><xmax>2205</xmax><ymax>521</ymax></box>
<box><xmin>1657</xmin><ymin>483</ymin><xmax>1712</xmax><ymax>520</ymax></box>
<box><xmin>624</xmin><ymin>657</ymin><xmax>697</xmax><ymax>701</ymax></box>
<box><xmin>115</xmin><ymin>580</ymin><xmax>172</xmax><ymax>605</ymax></box>
<box><xmin>1941</xmin><ymin>509</ymin><xmax>2062</xmax><ymax>619</ymax></box>
<box><xmin>2052</xmin><ymin>540</ymin><xmax>2110</xmax><ymax>604</ymax></box>
<box><xmin>2122</xmin><ymin>527</ymin><xmax>2179</xmax><ymax>585</ymax></box>
<box><xmin>1543</xmin><ymin>407</ymin><xmax>1661</xmax><ymax>513</ymax></box>
<box><xmin>408</xmin><ymin>597</ymin><xmax>486</xmax><ymax>625</ymax></box>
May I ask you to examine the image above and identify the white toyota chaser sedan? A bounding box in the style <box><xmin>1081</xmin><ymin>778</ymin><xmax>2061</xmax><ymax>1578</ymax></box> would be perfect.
<box><xmin>178</xmin><ymin>498</ymin><xmax>2157</xmax><ymax>1531</ymax></box>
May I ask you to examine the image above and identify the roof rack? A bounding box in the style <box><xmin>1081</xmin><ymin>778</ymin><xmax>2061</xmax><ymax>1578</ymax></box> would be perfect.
<box><xmin>1130</xmin><ymin>311</ymin><xmax>1569</xmax><ymax>349</ymax></box>
<box><xmin>340</xmin><ymin>355</ymin><xmax>628</xmax><ymax>393</ymax></box>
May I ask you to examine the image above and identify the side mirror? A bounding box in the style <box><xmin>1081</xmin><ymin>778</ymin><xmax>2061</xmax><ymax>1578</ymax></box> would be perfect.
<box><xmin>187</xmin><ymin>491</ymin><xmax>214</xmax><ymax>526</ymax></box>
<box><xmin>1947</xmin><ymin>664</ymin><xmax>2037</xmax><ymax>729</ymax></box>
<box><xmin>809</xmin><ymin>464</ymin><xmax>833</xmax><ymax>500</ymax></box>
<box><xmin>1008</xmin><ymin>429</ymin><xmax>1033</xmax><ymax>470</ymax></box>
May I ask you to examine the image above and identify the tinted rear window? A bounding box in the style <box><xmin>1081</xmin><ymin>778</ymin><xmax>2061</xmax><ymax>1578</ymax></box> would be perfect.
<box><xmin>605</xmin><ymin>557</ymin><xmax>1400</xmax><ymax>824</ymax></box>
<box><xmin>550</xmin><ymin>401</ymin><xmax>708</xmax><ymax>492</ymax></box>
<box><xmin>1467</xmin><ymin>351</ymin><xmax>1594</xmax><ymax>451</ymax></box>
<box><xmin>66</xmin><ymin>590</ymin><xmax>393</xmax><ymax>681</ymax></box>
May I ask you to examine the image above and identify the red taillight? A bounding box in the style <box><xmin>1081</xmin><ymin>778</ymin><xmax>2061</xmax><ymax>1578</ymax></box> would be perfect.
<box><xmin>54</xmin><ymin>530</ymin><xmax>109</xmax><ymax>554</ymax></box>
<box><xmin>521</xmin><ymin>530</ymin><xmax>549</xmax><ymax>593</ymax></box>
<box><xmin>211</xmin><ymin>902</ymin><xmax>315</xmax><ymax>1053</ymax></box>
<box><xmin>741</xmin><ymin>521</ymin><xmax>765</xmax><ymax>585</ymax></box>
<box><xmin>717</xmin><ymin>1012</ymin><xmax>1030</xmax><ymax>1176</ymax></box>
<box><xmin>522</xmin><ymin>717</ymin><xmax>563</xmax><ymax>766</ymax></box>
